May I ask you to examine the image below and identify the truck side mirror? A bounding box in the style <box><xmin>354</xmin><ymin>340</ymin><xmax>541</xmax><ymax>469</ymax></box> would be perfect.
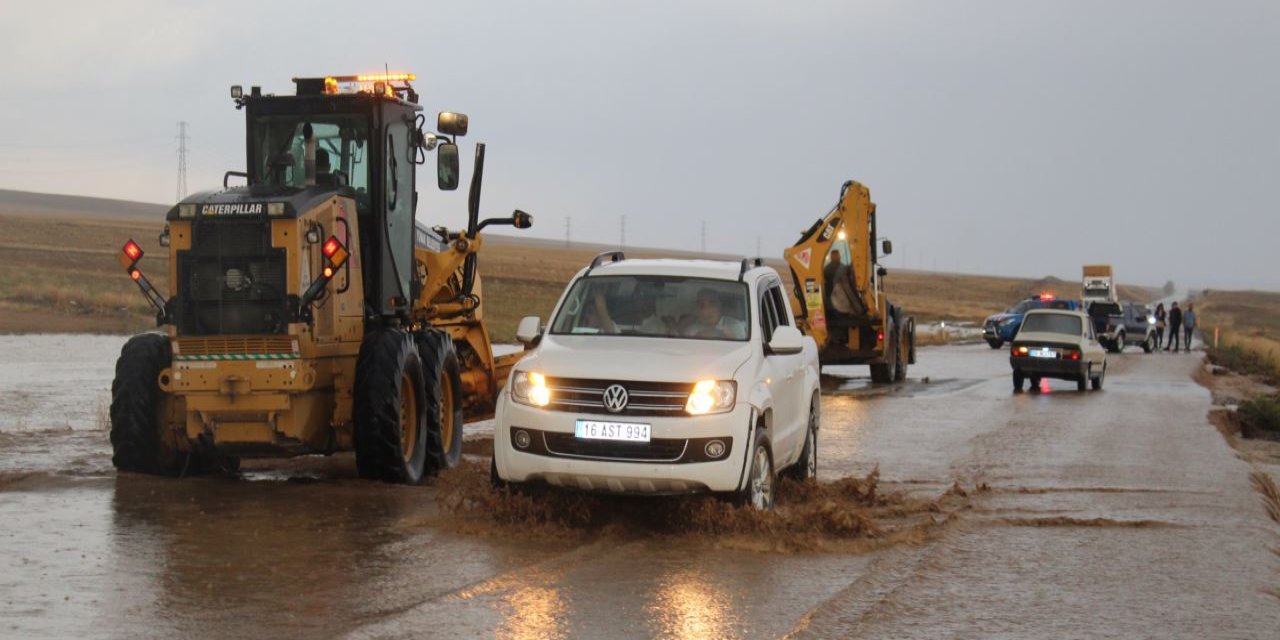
<box><xmin>438</xmin><ymin>112</ymin><xmax>469</xmax><ymax>136</ymax></box>
<box><xmin>516</xmin><ymin>316</ymin><xmax>542</xmax><ymax>345</ymax></box>
<box><xmin>881</xmin><ymin>239</ymin><xmax>893</xmax><ymax>255</ymax></box>
<box><xmin>513</xmin><ymin>210</ymin><xmax>533</xmax><ymax>229</ymax></box>
<box><xmin>767</xmin><ymin>325</ymin><xmax>805</xmax><ymax>356</ymax></box>
<box><xmin>877</xmin><ymin>267</ymin><xmax>888</xmax><ymax>278</ymax></box>
<box><xmin>437</xmin><ymin>142</ymin><xmax>460</xmax><ymax>191</ymax></box>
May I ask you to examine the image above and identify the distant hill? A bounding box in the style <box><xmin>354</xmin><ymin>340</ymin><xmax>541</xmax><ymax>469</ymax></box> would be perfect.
<box><xmin>0</xmin><ymin>189</ymin><xmax>167</xmax><ymax>221</ymax></box>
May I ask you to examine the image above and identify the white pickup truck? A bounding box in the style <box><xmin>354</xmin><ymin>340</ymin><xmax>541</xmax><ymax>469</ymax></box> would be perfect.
<box><xmin>492</xmin><ymin>254</ymin><xmax>822</xmax><ymax>510</ymax></box>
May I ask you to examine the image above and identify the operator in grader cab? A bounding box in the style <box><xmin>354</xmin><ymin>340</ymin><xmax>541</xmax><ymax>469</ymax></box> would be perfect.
<box><xmin>111</xmin><ymin>73</ymin><xmax>532</xmax><ymax>483</ymax></box>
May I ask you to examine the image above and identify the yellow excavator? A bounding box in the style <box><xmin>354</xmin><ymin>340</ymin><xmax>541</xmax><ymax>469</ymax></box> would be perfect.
<box><xmin>782</xmin><ymin>180</ymin><xmax>915</xmax><ymax>382</ymax></box>
<box><xmin>112</xmin><ymin>72</ymin><xmax>530</xmax><ymax>483</ymax></box>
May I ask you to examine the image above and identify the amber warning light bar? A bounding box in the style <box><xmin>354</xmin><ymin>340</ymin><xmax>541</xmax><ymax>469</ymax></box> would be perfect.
<box><xmin>119</xmin><ymin>239</ymin><xmax>167</xmax><ymax>318</ymax></box>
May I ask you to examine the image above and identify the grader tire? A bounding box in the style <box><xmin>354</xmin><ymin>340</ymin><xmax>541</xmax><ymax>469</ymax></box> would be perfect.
<box><xmin>354</xmin><ymin>329</ymin><xmax>430</xmax><ymax>484</ymax></box>
<box><xmin>416</xmin><ymin>330</ymin><xmax>466</xmax><ymax>473</ymax></box>
<box><xmin>110</xmin><ymin>333</ymin><xmax>196</xmax><ymax>476</ymax></box>
<box><xmin>870</xmin><ymin>333</ymin><xmax>897</xmax><ymax>384</ymax></box>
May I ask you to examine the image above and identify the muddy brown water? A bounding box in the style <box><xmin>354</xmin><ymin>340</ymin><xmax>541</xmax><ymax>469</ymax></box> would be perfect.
<box><xmin>2</xmin><ymin>335</ymin><xmax>1279</xmax><ymax>638</ymax></box>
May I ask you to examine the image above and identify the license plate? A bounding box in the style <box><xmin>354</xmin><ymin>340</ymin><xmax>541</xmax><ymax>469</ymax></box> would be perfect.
<box><xmin>1030</xmin><ymin>348</ymin><xmax>1056</xmax><ymax>359</ymax></box>
<box><xmin>575</xmin><ymin>420</ymin><xmax>651</xmax><ymax>443</ymax></box>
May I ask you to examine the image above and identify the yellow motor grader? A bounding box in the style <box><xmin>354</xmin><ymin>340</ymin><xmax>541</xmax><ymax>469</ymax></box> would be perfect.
<box><xmin>112</xmin><ymin>73</ymin><xmax>531</xmax><ymax>483</ymax></box>
<box><xmin>782</xmin><ymin>180</ymin><xmax>915</xmax><ymax>383</ymax></box>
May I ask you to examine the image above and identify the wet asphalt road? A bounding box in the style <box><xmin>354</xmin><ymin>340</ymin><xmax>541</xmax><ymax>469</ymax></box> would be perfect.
<box><xmin>1</xmin><ymin>335</ymin><xmax>1278</xmax><ymax>638</ymax></box>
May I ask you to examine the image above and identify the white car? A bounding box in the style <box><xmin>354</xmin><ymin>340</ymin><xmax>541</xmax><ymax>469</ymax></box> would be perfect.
<box><xmin>1009</xmin><ymin>308</ymin><xmax>1108</xmax><ymax>393</ymax></box>
<box><xmin>492</xmin><ymin>254</ymin><xmax>822</xmax><ymax>509</ymax></box>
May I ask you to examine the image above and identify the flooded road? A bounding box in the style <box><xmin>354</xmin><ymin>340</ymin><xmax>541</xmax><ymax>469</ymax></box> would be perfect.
<box><xmin>2</xmin><ymin>335</ymin><xmax>1277</xmax><ymax>638</ymax></box>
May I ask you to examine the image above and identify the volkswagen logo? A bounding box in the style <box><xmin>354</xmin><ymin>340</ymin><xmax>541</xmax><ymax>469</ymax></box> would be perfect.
<box><xmin>602</xmin><ymin>384</ymin><xmax>629</xmax><ymax>413</ymax></box>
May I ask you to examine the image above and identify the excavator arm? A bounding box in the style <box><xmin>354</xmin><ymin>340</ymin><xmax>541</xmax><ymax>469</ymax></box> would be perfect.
<box><xmin>782</xmin><ymin>180</ymin><xmax>881</xmax><ymax>353</ymax></box>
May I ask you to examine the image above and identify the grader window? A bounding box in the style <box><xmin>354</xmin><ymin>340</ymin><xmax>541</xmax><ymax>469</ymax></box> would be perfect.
<box><xmin>252</xmin><ymin>115</ymin><xmax>370</xmax><ymax>200</ymax></box>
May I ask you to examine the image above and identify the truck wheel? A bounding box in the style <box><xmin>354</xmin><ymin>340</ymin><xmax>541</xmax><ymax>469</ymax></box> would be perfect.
<box><xmin>1115</xmin><ymin>332</ymin><xmax>1125</xmax><ymax>353</ymax></box>
<box><xmin>870</xmin><ymin>334</ymin><xmax>897</xmax><ymax>383</ymax></box>
<box><xmin>735</xmin><ymin>430</ymin><xmax>775</xmax><ymax>510</ymax></box>
<box><xmin>1013</xmin><ymin>371</ymin><xmax>1025</xmax><ymax>393</ymax></box>
<box><xmin>1077</xmin><ymin>365</ymin><xmax>1090</xmax><ymax>392</ymax></box>
<box><xmin>490</xmin><ymin>456</ymin><xmax>507</xmax><ymax>490</ymax></box>
<box><xmin>416</xmin><ymin>330</ymin><xmax>465</xmax><ymax>472</ymax></box>
<box><xmin>987</xmin><ymin>339</ymin><xmax>1004</xmax><ymax>349</ymax></box>
<box><xmin>1143</xmin><ymin>334</ymin><xmax>1155</xmax><ymax>353</ymax></box>
<box><xmin>907</xmin><ymin>319</ymin><xmax>917</xmax><ymax>365</ymax></box>
<box><xmin>894</xmin><ymin>330</ymin><xmax>909</xmax><ymax>381</ymax></box>
<box><xmin>110</xmin><ymin>333</ymin><xmax>197</xmax><ymax>476</ymax></box>
<box><xmin>1092</xmin><ymin>364</ymin><xmax>1105</xmax><ymax>390</ymax></box>
<box><xmin>784</xmin><ymin>399</ymin><xmax>818</xmax><ymax>482</ymax></box>
<box><xmin>355</xmin><ymin>329</ymin><xmax>430</xmax><ymax>484</ymax></box>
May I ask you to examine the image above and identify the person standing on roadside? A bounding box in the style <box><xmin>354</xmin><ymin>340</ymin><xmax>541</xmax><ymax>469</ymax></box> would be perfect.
<box><xmin>1182</xmin><ymin>303</ymin><xmax>1197</xmax><ymax>352</ymax></box>
<box><xmin>1154</xmin><ymin>303</ymin><xmax>1167</xmax><ymax>351</ymax></box>
<box><xmin>1166</xmin><ymin>301</ymin><xmax>1183</xmax><ymax>352</ymax></box>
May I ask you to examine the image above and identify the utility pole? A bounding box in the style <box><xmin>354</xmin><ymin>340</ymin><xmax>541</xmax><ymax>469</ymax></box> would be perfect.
<box><xmin>620</xmin><ymin>215</ymin><xmax>626</xmax><ymax>251</ymax></box>
<box><xmin>176</xmin><ymin>121</ymin><xmax>189</xmax><ymax>201</ymax></box>
<box><xmin>700</xmin><ymin>221</ymin><xmax>706</xmax><ymax>253</ymax></box>
<box><xmin>564</xmin><ymin>216</ymin><xmax>571</xmax><ymax>249</ymax></box>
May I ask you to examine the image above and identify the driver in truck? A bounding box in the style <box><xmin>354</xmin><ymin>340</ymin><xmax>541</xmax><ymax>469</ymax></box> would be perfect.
<box><xmin>683</xmin><ymin>288</ymin><xmax>747</xmax><ymax>339</ymax></box>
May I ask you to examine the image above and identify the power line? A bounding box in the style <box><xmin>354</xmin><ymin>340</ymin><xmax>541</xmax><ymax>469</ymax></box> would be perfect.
<box><xmin>176</xmin><ymin>122</ymin><xmax>189</xmax><ymax>201</ymax></box>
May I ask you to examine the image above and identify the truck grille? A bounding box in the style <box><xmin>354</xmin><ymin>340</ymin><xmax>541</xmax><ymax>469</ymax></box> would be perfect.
<box><xmin>542</xmin><ymin>432</ymin><xmax>687</xmax><ymax>461</ymax></box>
<box><xmin>510</xmin><ymin>427</ymin><xmax>732</xmax><ymax>465</ymax></box>
<box><xmin>544</xmin><ymin>377</ymin><xmax>692</xmax><ymax>417</ymax></box>
<box><xmin>177</xmin><ymin>218</ymin><xmax>289</xmax><ymax>336</ymax></box>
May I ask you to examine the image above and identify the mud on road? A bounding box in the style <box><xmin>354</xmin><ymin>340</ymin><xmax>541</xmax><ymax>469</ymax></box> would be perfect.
<box><xmin>3</xmin><ymin>335</ymin><xmax>1279</xmax><ymax>638</ymax></box>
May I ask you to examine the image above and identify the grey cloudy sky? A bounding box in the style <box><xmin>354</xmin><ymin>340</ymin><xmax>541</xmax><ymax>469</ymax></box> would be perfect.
<box><xmin>1</xmin><ymin>1</ymin><xmax>1276</xmax><ymax>290</ymax></box>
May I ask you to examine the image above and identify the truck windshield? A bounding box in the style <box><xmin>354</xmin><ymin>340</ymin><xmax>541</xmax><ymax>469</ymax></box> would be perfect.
<box><xmin>550</xmin><ymin>275</ymin><xmax>750</xmax><ymax>341</ymax></box>
<box><xmin>1021</xmin><ymin>313</ymin><xmax>1082</xmax><ymax>336</ymax></box>
<box><xmin>252</xmin><ymin>115</ymin><xmax>371</xmax><ymax>193</ymax></box>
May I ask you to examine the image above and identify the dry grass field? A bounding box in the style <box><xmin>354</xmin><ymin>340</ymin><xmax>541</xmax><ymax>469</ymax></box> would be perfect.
<box><xmin>0</xmin><ymin>210</ymin><xmax>1159</xmax><ymax>341</ymax></box>
<box><xmin>1196</xmin><ymin>289</ymin><xmax>1280</xmax><ymax>381</ymax></box>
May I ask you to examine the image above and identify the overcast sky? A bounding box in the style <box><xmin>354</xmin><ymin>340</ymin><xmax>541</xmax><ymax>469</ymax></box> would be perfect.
<box><xmin>1</xmin><ymin>1</ymin><xmax>1276</xmax><ymax>290</ymax></box>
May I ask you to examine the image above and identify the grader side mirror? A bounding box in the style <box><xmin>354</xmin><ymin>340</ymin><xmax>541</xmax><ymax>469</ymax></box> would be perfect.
<box><xmin>437</xmin><ymin>142</ymin><xmax>460</xmax><ymax>191</ymax></box>
<box><xmin>437</xmin><ymin>112</ymin><xmax>469</xmax><ymax>136</ymax></box>
<box><xmin>882</xmin><ymin>239</ymin><xmax>893</xmax><ymax>255</ymax></box>
<box><xmin>513</xmin><ymin>210</ymin><xmax>533</xmax><ymax>229</ymax></box>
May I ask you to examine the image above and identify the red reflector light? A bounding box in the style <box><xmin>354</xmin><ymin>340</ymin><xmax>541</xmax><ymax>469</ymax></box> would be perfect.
<box><xmin>877</xmin><ymin>331</ymin><xmax>885</xmax><ymax>342</ymax></box>
<box><xmin>123</xmin><ymin>240</ymin><xmax>143</xmax><ymax>261</ymax></box>
<box><xmin>323</xmin><ymin>237</ymin><xmax>342</xmax><ymax>258</ymax></box>
<box><xmin>130</xmin><ymin>269</ymin><xmax>142</xmax><ymax>281</ymax></box>
<box><xmin>1012</xmin><ymin>345</ymin><xmax>1029</xmax><ymax>356</ymax></box>
<box><xmin>323</xmin><ymin>266</ymin><xmax>334</xmax><ymax>279</ymax></box>
<box><xmin>1069</xmin><ymin>351</ymin><xmax>1080</xmax><ymax>360</ymax></box>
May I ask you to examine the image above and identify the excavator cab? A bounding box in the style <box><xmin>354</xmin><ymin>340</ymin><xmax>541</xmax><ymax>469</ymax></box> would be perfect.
<box><xmin>783</xmin><ymin>180</ymin><xmax>914</xmax><ymax>382</ymax></box>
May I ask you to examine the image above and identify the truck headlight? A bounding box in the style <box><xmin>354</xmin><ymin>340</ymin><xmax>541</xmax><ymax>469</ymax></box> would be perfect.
<box><xmin>685</xmin><ymin>380</ymin><xmax>736</xmax><ymax>415</ymax></box>
<box><xmin>511</xmin><ymin>371</ymin><xmax>551</xmax><ymax>407</ymax></box>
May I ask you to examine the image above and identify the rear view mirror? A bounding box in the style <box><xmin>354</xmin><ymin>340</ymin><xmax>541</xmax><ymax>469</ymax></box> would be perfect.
<box><xmin>882</xmin><ymin>239</ymin><xmax>893</xmax><ymax>255</ymax></box>
<box><xmin>768</xmin><ymin>325</ymin><xmax>805</xmax><ymax>356</ymax></box>
<box><xmin>438</xmin><ymin>112</ymin><xmax>469</xmax><ymax>137</ymax></box>
<box><xmin>513</xmin><ymin>210</ymin><xmax>533</xmax><ymax>229</ymax></box>
<box><xmin>437</xmin><ymin>143</ymin><xmax>460</xmax><ymax>191</ymax></box>
<box><xmin>516</xmin><ymin>316</ymin><xmax>542</xmax><ymax>345</ymax></box>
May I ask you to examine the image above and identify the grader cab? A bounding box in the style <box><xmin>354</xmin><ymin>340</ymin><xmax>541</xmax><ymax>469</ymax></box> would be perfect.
<box><xmin>112</xmin><ymin>73</ymin><xmax>531</xmax><ymax>483</ymax></box>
